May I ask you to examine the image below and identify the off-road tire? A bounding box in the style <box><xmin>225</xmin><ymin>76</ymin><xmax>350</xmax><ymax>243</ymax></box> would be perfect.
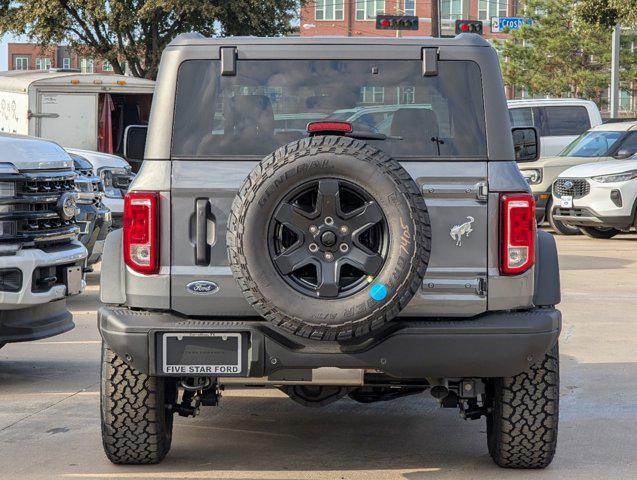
<box><xmin>579</xmin><ymin>226</ymin><xmax>620</xmax><ymax>239</ymax></box>
<box><xmin>547</xmin><ymin>200</ymin><xmax>580</xmax><ymax>235</ymax></box>
<box><xmin>487</xmin><ymin>343</ymin><xmax>559</xmax><ymax>469</ymax></box>
<box><xmin>100</xmin><ymin>342</ymin><xmax>175</xmax><ymax>464</ymax></box>
<box><xmin>227</xmin><ymin>135</ymin><xmax>431</xmax><ymax>340</ymax></box>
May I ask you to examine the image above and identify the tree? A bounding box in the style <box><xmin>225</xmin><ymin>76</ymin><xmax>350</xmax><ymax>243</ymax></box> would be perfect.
<box><xmin>498</xmin><ymin>0</ymin><xmax>637</xmax><ymax>106</ymax></box>
<box><xmin>574</xmin><ymin>0</ymin><xmax>637</xmax><ymax>28</ymax></box>
<box><xmin>0</xmin><ymin>0</ymin><xmax>299</xmax><ymax>79</ymax></box>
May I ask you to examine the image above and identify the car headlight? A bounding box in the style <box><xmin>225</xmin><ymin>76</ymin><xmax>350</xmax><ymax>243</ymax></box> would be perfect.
<box><xmin>521</xmin><ymin>168</ymin><xmax>542</xmax><ymax>185</ymax></box>
<box><xmin>98</xmin><ymin>167</ymin><xmax>133</xmax><ymax>198</ymax></box>
<box><xmin>592</xmin><ymin>170</ymin><xmax>637</xmax><ymax>183</ymax></box>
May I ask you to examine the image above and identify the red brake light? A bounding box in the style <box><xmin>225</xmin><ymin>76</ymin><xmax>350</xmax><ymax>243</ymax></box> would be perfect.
<box><xmin>307</xmin><ymin>121</ymin><xmax>353</xmax><ymax>134</ymax></box>
<box><xmin>123</xmin><ymin>192</ymin><xmax>159</xmax><ymax>275</ymax></box>
<box><xmin>500</xmin><ymin>194</ymin><xmax>536</xmax><ymax>275</ymax></box>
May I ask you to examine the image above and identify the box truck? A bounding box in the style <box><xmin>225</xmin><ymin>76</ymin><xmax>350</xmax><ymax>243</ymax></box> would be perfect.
<box><xmin>0</xmin><ymin>70</ymin><xmax>154</xmax><ymax>156</ymax></box>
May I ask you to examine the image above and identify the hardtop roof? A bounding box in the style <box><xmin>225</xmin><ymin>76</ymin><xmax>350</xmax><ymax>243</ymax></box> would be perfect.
<box><xmin>168</xmin><ymin>32</ymin><xmax>491</xmax><ymax>48</ymax></box>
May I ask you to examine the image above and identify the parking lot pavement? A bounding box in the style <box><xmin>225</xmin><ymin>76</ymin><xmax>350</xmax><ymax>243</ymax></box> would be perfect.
<box><xmin>1</xmin><ymin>233</ymin><xmax>637</xmax><ymax>479</ymax></box>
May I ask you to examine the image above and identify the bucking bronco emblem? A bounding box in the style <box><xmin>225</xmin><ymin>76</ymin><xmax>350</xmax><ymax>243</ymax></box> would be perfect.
<box><xmin>450</xmin><ymin>216</ymin><xmax>475</xmax><ymax>247</ymax></box>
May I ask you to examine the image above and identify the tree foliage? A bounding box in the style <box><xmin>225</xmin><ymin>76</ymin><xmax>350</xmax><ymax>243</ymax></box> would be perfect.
<box><xmin>0</xmin><ymin>0</ymin><xmax>299</xmax><ymax>79</ymax></box>
<box><xmin>574</xmin><ymin>0</ymin><xmax>637</xmax><ymax>28</ymax></box>
<box><xmin>498</xmin><ymin>0</ymin><xmax>637</xmax><ymax>104</ymax></box>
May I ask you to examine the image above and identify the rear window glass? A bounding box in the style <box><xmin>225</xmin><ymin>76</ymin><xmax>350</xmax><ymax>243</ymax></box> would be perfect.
<box><xmin>172</xmin><ymin>60</ymin><xmax>486</xmax><ymax>159</ymax></box>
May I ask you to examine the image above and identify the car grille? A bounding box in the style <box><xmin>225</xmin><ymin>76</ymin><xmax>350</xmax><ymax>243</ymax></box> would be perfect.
<box><xmin>75</xmin><ymin>175</ymin><xmax>104</xmax><ymax>205</ymax></box>
<box><xmin>553</xmin><ymin>178</ymin><xmax>590</xmax><ymax>199</ymax></box>
<box><xmin>0</xmin><ymin>169</ymin><xmax>79</xmax><ymax>248</ymax></box>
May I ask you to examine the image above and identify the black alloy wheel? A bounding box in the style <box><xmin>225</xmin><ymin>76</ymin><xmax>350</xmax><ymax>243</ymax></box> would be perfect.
<box><xmin>268</xmin><ymin>178</ymin><xmax>388</xmax><ymax>299</ymax></box>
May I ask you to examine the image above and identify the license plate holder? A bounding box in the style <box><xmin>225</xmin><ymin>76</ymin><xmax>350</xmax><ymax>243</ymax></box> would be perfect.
<box><xmin>160</xmin><ymin>332</ymin><xmax>246</xmax><ymax>376</ymax></box>
<box><xmin>560</xmin><ymin>195</ymin><xmax>573</xmax><ymax>208</ymax></box>
<box><xmin>65</xmin><ymin>266</ymin><xmax>83</xmax><ymax>295</ymax></box>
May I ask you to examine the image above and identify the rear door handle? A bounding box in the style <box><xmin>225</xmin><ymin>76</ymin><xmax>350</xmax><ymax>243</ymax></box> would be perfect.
<box><xmin>195</xmin><ymin>199</ymin><xmax>210</xmax><ymax>265</ymax></box>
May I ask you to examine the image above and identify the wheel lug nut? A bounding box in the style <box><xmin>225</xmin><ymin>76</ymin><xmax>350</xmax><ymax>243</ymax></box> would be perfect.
<box><xmin>324</xmin><ymin>216</ymin><xmax>334</xmax><ymax>226</ymax></box>
<box><xmin>309</xmin><ymin>243</ymin><xmax>319</xmax><ymax>253</ymax></box>
<box><xmin>339</xmin><ymin>225</ymin><xmax>349</xmax><ymax>234</ymax></box>
<box><xmin>339</xmin><ymin>243</ymin><xmax>349</xmax><ymax>253</ymax></box>
<box><xmin>324</xmin><ymin>252</ymin><xmax>334</xmax><ymax>261</ymax></box>
<box><xmin>309</xmin><ymin>225</ymin><xmax>318</xmax><ymax>234</ymax></box>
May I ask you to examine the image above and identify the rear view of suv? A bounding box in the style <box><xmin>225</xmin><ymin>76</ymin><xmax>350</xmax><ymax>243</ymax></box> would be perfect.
<box><xmin>98</xmin><ymin>34</ymin><xmax>561</xmax><ymax>468</ymax></box>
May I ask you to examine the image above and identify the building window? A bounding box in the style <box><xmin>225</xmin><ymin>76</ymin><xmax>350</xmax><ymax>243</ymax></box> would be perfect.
<box><xmin>361</xmin><ymin>86</ymin><xmax>385</xmax><ymax>104</ymax></box>
<box><xmin>315</xmin><ymin>0</ymin><xmax>344</xmax><ymax>20</ymax></box>
<box><xmin>478</xmin><ymin>0</ymin><xmax>507</xmax><ymax>21</ymax></box>
<box><xmin>440</xmin><ymin>0</ymin><xmax>462</xmax><ymax>21</ymax></box>
<box><xmin>397</xmin><ymin>86</ymin><xmax>416</xmax><ymax>104</ymax></box>
<box><xmin>404</xmin><ymin>0</ymin><xmax>416</xmax><ymax>16</ymax></box>
<box><xmin>62</xmin><ymin>57</ymin><xmax>71</xmax><ymax>69</ymax></box>
<box><xmin>81</xmin><ymin>58</ymin><xmax>94</xmax><ymax>73</ymax></box>
<box><xmin>102</xmin><ymin>60</ymin><xmax>114</xmax><ymax>71</ymax></box>
<box><xmin>356</xmin><ymin>0</ymin><xmax>385</xmax><ymax>20</ymax></box>
<box><xmin>14</xmin><ymin>56</ymin><xmax>29</xmax><ymax>70</ymax></box>
<box><xmin>35</xmin><ymin>57</ymin><xmax>52</xmax><ymax>70</ymax></box>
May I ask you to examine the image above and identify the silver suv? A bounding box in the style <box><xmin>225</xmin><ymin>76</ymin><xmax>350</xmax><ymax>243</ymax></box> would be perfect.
<box><xmin>98</xmin><ymin>34</ymin><xmax>561</xmax><ymax>468</ymax></box>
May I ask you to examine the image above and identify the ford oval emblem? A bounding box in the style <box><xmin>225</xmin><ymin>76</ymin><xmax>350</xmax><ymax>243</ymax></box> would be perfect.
<box><xmin>186</xmin><ymin>281</ymin><xmax>219</xmax><ymax>295</ymax></box>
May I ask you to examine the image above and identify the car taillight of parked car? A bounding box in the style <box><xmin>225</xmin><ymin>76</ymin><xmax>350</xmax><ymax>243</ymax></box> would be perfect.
<box><xmin>500</xmin><ymin>194</ymin><xmax>536</xmax><ymax>275</ymax></box>
<box><xmin>123</xmin><ymin>192</ymin><xmax>159</xmax><ymax>274</ymax></box>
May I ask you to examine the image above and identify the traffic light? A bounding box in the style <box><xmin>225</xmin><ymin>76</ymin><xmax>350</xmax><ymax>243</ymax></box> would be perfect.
<box><xmin>376</xmin><ymin>15</ymin><xmax>419</xmax><ymax>31</ymax></box>
<box><xmin>455</xmin><ymin>20</ymin><xmax>483</xmax><ymax>35</ymax></box>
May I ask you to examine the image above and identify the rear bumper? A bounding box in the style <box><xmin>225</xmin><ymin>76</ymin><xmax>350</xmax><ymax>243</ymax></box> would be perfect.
<box><xmin>0</xmin><ymin>299</ymin><xmax>74</xmax><ymax>346</ymax></box>
<box><xmin>98</xmin><ymin>307</ymin><xmax>561</xmax><ymax>379</ymax></box>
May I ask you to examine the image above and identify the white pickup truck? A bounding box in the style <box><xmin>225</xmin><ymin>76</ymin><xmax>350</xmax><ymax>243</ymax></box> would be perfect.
<box><xmin>0</xmin><ymin>133</ymin><xmax>87</xmax><ymax>349</ymax></box>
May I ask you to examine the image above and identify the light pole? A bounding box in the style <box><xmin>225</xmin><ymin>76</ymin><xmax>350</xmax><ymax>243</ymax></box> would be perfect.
<box><xmin>610</xmin><ymin>24</ymin><xmax>620</xmax><ymax>118</ymax></box>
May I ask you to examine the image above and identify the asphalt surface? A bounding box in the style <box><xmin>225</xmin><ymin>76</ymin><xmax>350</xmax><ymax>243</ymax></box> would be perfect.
<box><xmin>1</xmin><ymin>233</ymin><xmax>637</xmax><ymax>479</ymax></box>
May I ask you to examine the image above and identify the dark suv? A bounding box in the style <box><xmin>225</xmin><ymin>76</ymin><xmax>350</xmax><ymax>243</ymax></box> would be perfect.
<box><xmin>98</xmin><ymin>34</ymin><xmax>561</xmax><ymax>468</ymax></box>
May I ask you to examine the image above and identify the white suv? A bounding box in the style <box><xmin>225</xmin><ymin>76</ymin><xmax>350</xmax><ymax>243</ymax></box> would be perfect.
<box><xmin>551</xmin><ymin>122</ymin><xmax>637</xmax><ymax>238</ymax></box>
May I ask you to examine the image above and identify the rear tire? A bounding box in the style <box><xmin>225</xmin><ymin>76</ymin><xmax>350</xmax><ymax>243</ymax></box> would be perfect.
<box><xmin>100</xmin><ymin>342</ymin><xmax>176</xmax><ymax>464</ymax></box>
<box><xmin>579</xmin><ymin>226</ymin><xmax>620</xmax><ymax>239</ymax></box>
<box><xmin>486</xmin><ymin>344</ymin><xmax>559</xmax><ymax>469</ymax></box>
<box><xmin>547</xmin><ymin>201</ymin><xmax>580</xmax><ymax>235</ymax></box>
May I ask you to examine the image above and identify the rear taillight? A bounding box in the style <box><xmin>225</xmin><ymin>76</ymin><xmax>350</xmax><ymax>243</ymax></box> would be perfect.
<box><xmin>500</xmin><ymin>194</ymin><xmax>536</xmax><ymax>275</ymax></box>
<box><xmin>123</xmin><ymin>192</ymin><xmax>159</xmax><ymax>275</ymax></box>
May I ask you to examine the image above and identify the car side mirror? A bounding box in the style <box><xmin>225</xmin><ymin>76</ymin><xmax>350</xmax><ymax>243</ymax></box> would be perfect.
<box><xmin>512</xmin><ymin>127</ymin><xmax>540</xmax><ymax>162</ymax></box>
<box><xmin>614</xmin><ymin>149</ymin><xmax>634</xmax><ymax>160</ymax></box>
<box><xmin>123</xmin><ymin>125</ymin><xmax>148</xmax><ymax>169</ymax></box>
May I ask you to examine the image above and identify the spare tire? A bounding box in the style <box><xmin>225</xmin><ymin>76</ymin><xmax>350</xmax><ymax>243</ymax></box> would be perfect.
<box><xmin>227</xmin><ymin>136</ymin><xmax>431</xmax><ymax>340</ymax></box>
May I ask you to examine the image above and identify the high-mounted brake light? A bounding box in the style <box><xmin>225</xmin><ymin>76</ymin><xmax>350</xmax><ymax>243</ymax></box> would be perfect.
<box><xmin>500</xmin><ymin>194</ymin><xmax>536</xmax><ymax>275</ymax></box>
<box><xmin>123</xmin><ymin>192</ymin><xmax>159</xmax><ymax>275</ymax></box>
<box><xmin>307</xmin><ymin>121</ymin><xmax>353</xmax><ymax>134</ymax></box>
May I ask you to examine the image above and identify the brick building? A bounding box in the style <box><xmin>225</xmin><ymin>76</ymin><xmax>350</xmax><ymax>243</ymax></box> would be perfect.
<box><xmin>7</xmin><ymin>43</ymin><xmax>116</xmax><ymax>73</ymax></box>
<box><xmin>300</xmin><ymin>0</ymin><xmax>517</xmax><ymax>39</ymax></box>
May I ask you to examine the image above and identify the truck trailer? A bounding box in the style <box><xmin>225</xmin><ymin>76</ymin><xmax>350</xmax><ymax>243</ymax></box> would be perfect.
<box><xmin>0</xmin><ymin>70</ymin><xmax>154</xmax><ymax>157</ymax></box>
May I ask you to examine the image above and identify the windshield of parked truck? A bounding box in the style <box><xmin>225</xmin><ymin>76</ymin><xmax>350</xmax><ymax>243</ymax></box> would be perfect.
<box><xmin>559</xmin><ymin>130</ymin><xmax>624</xmax><ymax>157</ymax></box>
<box><xmin>172</xmin><ymin>59</ymin><xmax>487</xmax><ymax>159</ymax></box>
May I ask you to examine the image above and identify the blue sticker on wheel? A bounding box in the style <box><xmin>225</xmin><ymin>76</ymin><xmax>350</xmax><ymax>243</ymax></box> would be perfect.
<box><xmin>370</xmin><ymin>283</ymin><xmax>388</xmax><ymax>301</ymax></box>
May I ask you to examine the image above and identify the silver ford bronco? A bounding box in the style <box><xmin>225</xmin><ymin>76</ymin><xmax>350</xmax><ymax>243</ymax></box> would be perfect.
<box><xmin>98</xmin><ymin>34</ymin><xmax>561</xmax><ymax>468</ymax></box>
